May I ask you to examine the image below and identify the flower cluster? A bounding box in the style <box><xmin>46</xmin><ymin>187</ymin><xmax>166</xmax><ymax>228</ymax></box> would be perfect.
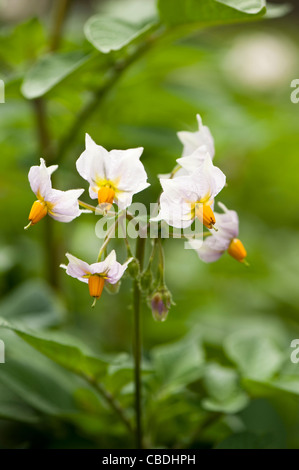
<box><xmin>154</xmin><ymin>114</ymin><xmax>247</xmax><ymax>265</ymax></box>
<box><xmin>25</xmin><ymin>114</ymin><xmax>247</xmax><ymax>314</ymax></box>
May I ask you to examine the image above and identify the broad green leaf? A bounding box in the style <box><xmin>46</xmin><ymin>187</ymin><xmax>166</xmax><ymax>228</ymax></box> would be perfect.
<box><xmin>158</xmin><ymin>0</ymin><xmax>287</xmax><ymax>26</ymax></box>
<box><xmin>84</xmin><ymin>16</ymin><xmax>155</xmax><ymax>53</ymax></box>
<box><xmin>0</xmin><ymin>280</ymin><xmax>65</xmax><ymax>328</ymax></box>
<box><xmin>152</xmin><ymin>338</ymin><xmax>205</xmax><ymax>394</ymax></box>
<box><xmin>202</xmin><ymin>363</ymin><xmax>249</xmax><ymax>413</ymax></box>
<box><xmin>0</xmin><ymin>329</ymin><xmax>79</xmax><ymax>416</ymax></box>
<box><xmin>239</xmin><ymin>399</ymin><xmax>286</xmax><ymax>448</ymax></box>
<box><xmin>216</xmin><ymin>431</ymin><xmax>275</xmax><ymax>449</ymax></box>
<box><xmin>0</xmin><ymin>383</ymin><xmax>39</xmax><ymax>423</ymax></box>
<box><xmin>224</xmin><ymin>332</ymin><xmax>284</xmax><ymax>381</ymax></box>
<box><xmin>0</xmin><ymin>318</ymin><xmax>109</xmax><ymax>381</ymax></box>
<box><xmin>0</xmin><ymin>18</ymin><xmax>46</xmax><ymax>68</ymax></box>
<box><xmin>100</xmin><ymin>0</ymin><xmax>158</xmax><ymax>23</ymax></box>
<box><xmin>21</xmin><ymin>51</ymin><xmax>90</xmax><ymax>99</ymax></box>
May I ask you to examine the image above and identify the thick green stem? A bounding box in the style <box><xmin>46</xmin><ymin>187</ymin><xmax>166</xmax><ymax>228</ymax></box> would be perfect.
<box><xmin>133</xmin><ymin>236</ymin><xmax>146</xmax><ymax>448</ymax></box>
<box><xmin>49</xmin><ymin>0</ymin><xmax>72</xmax><ymax>52</ymax></box>
<box><xmin>32</xmin><ymin>98</ymin><xmax>59</xmax><ymax>288</ymax></box>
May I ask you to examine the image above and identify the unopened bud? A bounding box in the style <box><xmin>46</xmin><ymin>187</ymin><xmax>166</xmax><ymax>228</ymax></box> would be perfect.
<box><xmin>127</xmin><ymin>257</ymin><xmax>140</xmax><ymax>279</ymax></box>
<box><xmin>150</xmin><ymin>288</ymin><xmax>172</xmax><ymax>322</ymax></box>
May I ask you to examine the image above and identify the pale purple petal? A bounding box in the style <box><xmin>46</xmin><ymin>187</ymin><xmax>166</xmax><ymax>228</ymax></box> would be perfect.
<box><xmin>89</xmin><ymin>250</ymin><xmax>117</xmax><ymax>275</ymax></box>
<box><xmin>189</xmin><ymin>235</ymin><xmax>229</xmax><ymax>263</ymax></box>
<box><xmin>106</xmin><ymin>257</ymin><xmax>133</xmax><ymax>284</ymax></box>
<box><xmin>64</xmin><ymin>253</ymin><xmax>91</xmax><ymax>283</ymax></box>
<box><xmin>215</xmin><ymin>202</ymin><xmax>239</xmax><ymax>239</ymax></box>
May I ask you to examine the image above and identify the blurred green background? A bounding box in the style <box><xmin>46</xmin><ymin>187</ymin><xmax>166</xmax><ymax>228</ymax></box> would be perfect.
<box><xmin>0</xmin><ymin>0</ymin><xmax>299</xmax><ymax>449</ymax></box>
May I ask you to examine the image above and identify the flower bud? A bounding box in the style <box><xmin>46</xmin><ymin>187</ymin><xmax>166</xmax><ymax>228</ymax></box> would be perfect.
<box><xmin>127</xmin><ymin>257</ymin><xmax>140</xmax><ymax>279</ymax></box>
<box><xmin>150</xmin><ymin>288</ymin><xmax>172</xmax><ymax>322</ymax></box>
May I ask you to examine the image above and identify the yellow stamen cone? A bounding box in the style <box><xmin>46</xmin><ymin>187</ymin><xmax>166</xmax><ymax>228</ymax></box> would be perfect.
<box><xmin>228</xmin><ymin>238</ymin><xmax>247</xmax><ymax>263</ymax></box>
<box><xmin>98</xmin><ymin>187</ymin><xmax>115</xmax><ymax>206</ymax></box>
<box><xmin>28</xmin><ymin>200</ymin><xmax>48</xmax><ymax>226</ymax></box>
<box><xmin>196</xmin><ymin>204</ymin><xmax>216</xmax><ymax>229</ymax></box>
<box><xmin>88</xmin><ymin>275</ymin><xmax>105</xmax><ymax>300</ymax></box>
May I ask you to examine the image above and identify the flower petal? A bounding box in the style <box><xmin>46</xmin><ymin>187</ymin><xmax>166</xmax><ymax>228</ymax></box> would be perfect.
<box><xmin>76</xmin><ymin>134</ymin><xmax>108</xmax><ymax>191</ymax></box>
<box><xmin>192</xmin><ymin>155</ymin><xmax>226</xmax><ymax>200</ymax></box>
<box><xmin>106</xmin><ymin>257</ymin><xmax>133</xmax><ymax>284</ymax></box>
<box><xmin>47</xmin><ymin>188</ymin><xmax>84</xmax><ymax>222</ymax></box>
<box><xmin>177</xmin><ymin>146</ymin><xmax>209</xmax><ymax>173</ymax></box>
<box><xmin>177</xmin><ymin>114</ymin><xmax>215</xmax><ymax>158</ymax></box>
<box><xmin>28</xmin><ymin>158</ymin><xmax>53</xmax><ymax>198</ymax></box>
<box><xmin>63</xmin><ymin>253</ymin><xmax>91</xmax><ymax>283</ymax></box>
<box><xmin>189</xmin><ymin>235</ymin><xmax>228</xmax><ymax>263</ymax></box>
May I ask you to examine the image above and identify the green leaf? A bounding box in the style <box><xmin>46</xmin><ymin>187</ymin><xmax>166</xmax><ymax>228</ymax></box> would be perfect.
<box><xmin>216</xmin><ymin>431</ymin><xmax>275</xmax><ymax>449</ymax></box>
<box><xmin>152</xmin><ymin>338</ymin><xmax>205</xmax><ymax>394</ymax></box>
<box><xmin>0</xmin><ymin>280</ymin><xmax>65</xmax><ymax>328</ymax></box>
<box><xmin>224</xmin><ymin>332</ymin><xmax>284</xmax><ymax>381</ymax></box>
<box><xmin>0</xmin><ymin>18</ymin><xmax>46</xmax><ymax>68</ymax></box>
<box><xmin>202</xmin><ymin>363</ymin><xmax>249</xmax><ymax>413</ymax></box>
<box><xmin>0</xmin><ymin>318</ymin><xmax>109</xmax><ymax>381</ymax></box>
<box><xmin>84</xmin><ymin>16</ymin><xmax>154</xmax><ymax>53</ymax></box>
<box><xmin>0</xmin><ymin>383</ymin><xmax>39</xmax><ymax>423</ymax></box>
<box><xmin>0</xmin><ymin>329</ymin><xmax>79</xmax><ymax>416</ymax></box>
<box><xmin>21</xmin><ymin>51</ymin><xmax>90</xmax><ymax>99</ymax></box>
<box><xmin>158</xmin><ymin>0</ymin><xmax>287</xmax><ymax>26</ymax></box>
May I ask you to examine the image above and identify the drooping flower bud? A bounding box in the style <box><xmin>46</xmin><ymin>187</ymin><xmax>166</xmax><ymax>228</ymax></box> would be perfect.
<box><xmin>127</xmin><ymin>257</ymin><xmax>140</xmax><ymax>280</ymax></box>
<box><xmin>150</xmin><ymin>288</ymin><xmax>172</xmax><ymax>322</ymax></box>
<box><xmin>227</xmin><ymin>238</ymin><xmax>247</xmax><ymax>263</ymax></box>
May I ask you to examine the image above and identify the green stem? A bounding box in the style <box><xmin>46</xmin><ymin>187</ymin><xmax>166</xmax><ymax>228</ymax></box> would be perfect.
<box><xmin>157</xmin><ymin>238</ymin><xmax>165</xmax><ymax>286</ymax></box>
<box><xmin>49</xmin><ymin>0</ymin><xmax>72</xmax><ymax>52</ymax></box>
<box><xmin>133</xmin><ymin>236</ymin><xmax>146</xmax><ymax>448</ymax></box>
<box><xmin>97</xmin><ymin>214</ymin><xmax>122</xmax><ymax>261</ymax></box>
<box><xmin>32</xmin><ymin>98</ymin><xmax>59</xmax><ymax>288</ymax></box>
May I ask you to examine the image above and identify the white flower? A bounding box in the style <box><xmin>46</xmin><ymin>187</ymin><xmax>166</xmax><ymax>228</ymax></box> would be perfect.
<box><xmin>153</xmin><ymin>155</ymin><xmax>225</xmax><ymax>229</ymax></box>
<box><xmin>76</xmin><ymin>134</ymin><xmax>150</xmax><ymax>210</ymax></box>
<box><xmin>189</xmin><ymin>202</ymin><xmax>247</xmax><ymax>263</ymax></box>
<box><xmin>61</xmin><ymin>250</ymin><xmax>132</xmax><ymax>301</ymax></box>
<box><xmin>26</xmin><ymin>158</ymin><xmax>84</xmax><ymax>228</ymax></box>
<box><xmin>177</xmin><ymin>114</ymin><xmax>215</xmax><ymax>158</ymax></box>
